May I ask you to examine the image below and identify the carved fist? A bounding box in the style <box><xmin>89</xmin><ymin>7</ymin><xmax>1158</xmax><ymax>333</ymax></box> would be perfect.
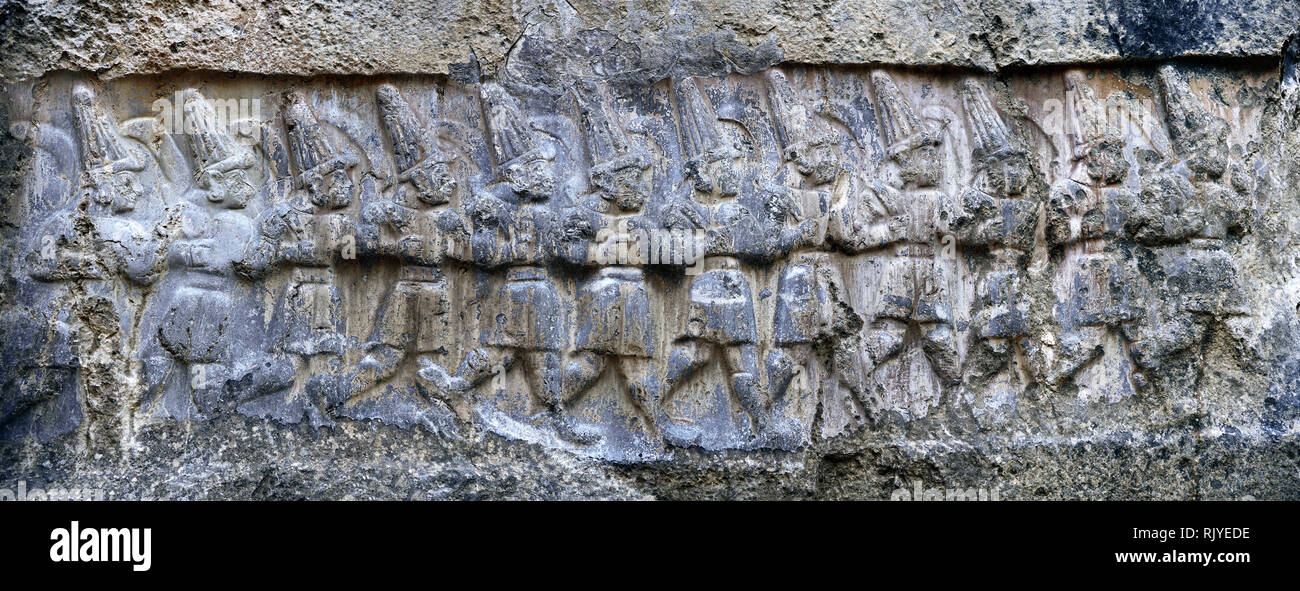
<box><xmin>562</xmin><ymin>210</ymin><xmax>594</xmax><ymax>242</ymax></box>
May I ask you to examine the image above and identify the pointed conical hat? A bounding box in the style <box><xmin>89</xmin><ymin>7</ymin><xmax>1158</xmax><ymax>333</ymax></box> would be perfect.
<box><xmin>182</xmin><ymin>89</ymin><xmax>241</xmax><ymax>166</ymax></box>
<box><xmin>673</xmin><ymin>77</ymin><xmax>736</xmax><ymax>163</ymax></box>
<box><xmin>70</xmin><ymin>83</ymin><xmax>130</xmax><ymax>166</ymax></box>
<box><xmin>282</xmin><ymin>92</ymin><xmax>339</xmax><ymax>176</ymax></box>
<box><xmin>575</xmin><ymin>81</ymin><xmax>648</xmax><ymax>180</ymax></box>
<box><xmin>765</xmin><ymin>69</ymin><xmax>834</xmax><ymax>156</ymax></box>
<box><xmin>1158</xmin><ymin>64</ymin><xmax>1227</xmax><ymax>153</ymax></box>
<box><xmin>871</xmin><ymin>71</ymin><xmax>938</xmax><ymax>157</ymax></box>
<box><xmin>961</xmin><ymin>78</ymin><xmax>1024</xmax><ymax>164</ymax></box>
<box><xmin>480</xmin><ymin>82</ymin><xmax>550</xmax><ymax>171</ymax></box>
<box><xmin>1063</xmin><ymin>71</ymin><xmax>1120</xmax><ymax>148</ymax></box>
<box><xmin>377</xmin><ymin>83</ymin><xmax>446</xmax><ymax>174</ymax></box>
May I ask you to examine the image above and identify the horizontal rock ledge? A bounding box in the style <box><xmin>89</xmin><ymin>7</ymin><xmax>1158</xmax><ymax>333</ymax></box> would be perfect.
<box><xmin>2</xmin><ymin>0</ymin><xmax>1299</xmax><ymax>83</ymax></box>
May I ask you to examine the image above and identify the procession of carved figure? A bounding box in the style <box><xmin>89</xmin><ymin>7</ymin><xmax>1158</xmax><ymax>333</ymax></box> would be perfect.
<box><xmin>950</xmin><ymin>78</ymin><xmax>1047</xmax><ymax>426</ymax></box>
<box><xmin>141</xmin><ymin>89</ymin><xmax>257</xmax><ymax>419</ymax></box>
<box><xmin>5</xmin><ymin>64</ymin><xmax>1273</xmax><ymax>454</ymax></box>
<box><xmin>233</xmin><ymin>91</ymin><xmax>364</xmax><ymax>427</ymax></box>
<box><xmin>350</xmin><ymin>84</ymin><xmax>470</xmax><ymax>419</ymax></box>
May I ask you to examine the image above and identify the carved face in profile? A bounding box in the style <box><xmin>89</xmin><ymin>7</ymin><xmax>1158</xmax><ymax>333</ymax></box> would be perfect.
<box><xmin>787</xmin><ymin>140</ymin><xmax>842</xmax><ymax>187</ymax></box>
<box><xmin>594</xmin><ymin>163</ymin><xmax>651</xmax><ymax>212</ymax></box>
<box><xmin>1084</xmin><ymin>137</ymin><xmax>1128</xmax><ymax>186</ymax></box>
<box><xmin>897</xmin><ymin>144</ymin><xmax>943</xmax><ymax>189</ymax></box>
<box><xmin>1183</xmin><ymin>121</ymin><xmax>1230</xmax><ymax>181</ymax></box>
<box><xmin>87</xmin><ymin>168</ymin><xmax>142</xmax><ymax>214</ymax></box>
<box><xmin>982</xmin><ymin>154</ymin><xmax>1031</xmax><ymax>197</ymax></box>
<box><xmin>685</xmin><ymin>155</ymin><xmax>740</xmax><ymax>199</ymax></box>
<box><xmin>505</xmin><ymin>156</ymin><xmax>557</xmax><ymax>201</ymax></box>
<box><xmin>409</xmin><ymin>161</ymin><xmax>458</xmax><ymax>206</ymax></box>
<box><xmin>308</xmin><ymin>168</ymin><xmax>354</xmax><ymax>210</ymax></box>
<box><xmin>197</xmin><ymin>168</ymin><xmax>254</xmax><ymax>209</ymax></box>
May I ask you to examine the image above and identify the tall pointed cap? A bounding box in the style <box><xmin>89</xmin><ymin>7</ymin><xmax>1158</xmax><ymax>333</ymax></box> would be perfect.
<box><xmin>673</xmin><ymin>77</ymin><xmax>737</xmax><ymax>163</ymax></box>
<box><xmin>871</xmin><ymin>71</ymin><xmax>939</xmax><ymax>158</ymax></box>
<box><xmin>282</xmin><ymin>91</ymin><xmax>339</xmax><ymax>176</ymax></box>
<box><xmin>377</xmin><ymin>83</ymin><xmax>446</xmax><ymax>174</ymax></box>
<box><xmin>765</xmin><ymin>69</ymin><xmax>835</xmax><ymax>158</ymax></box>
<box><xmin>961</xmin><ymin>78</ymin><xmax>1023</xmax><ymax>163</ymax></box>
<box><xmin>480</xmin><ymin>82</ymin><xmax>551</xmax><ymax>170</ymax></box>
<box><xmin>182</xmin><ymin>89</ymin><xmax>241</xmax><ymax>167</ymax></box>
<box><xmin>1158</xmin><ymin>64</ymin><xmax>1229</xmax><ymax>159</ymax></box>
<box><xmin>1063</xmin><ymin>71</ymin><xmax>1120</xmax><ymax>147</ymax></box>
<box><xmin>575</xmin><ymin>79</ymin><xmax>648</xmax><ymax>177</ymax></box>
<box><xmin>70</xmin><ymin>83</ymin><xmax>130</xmax><ymax>166</ymax></box>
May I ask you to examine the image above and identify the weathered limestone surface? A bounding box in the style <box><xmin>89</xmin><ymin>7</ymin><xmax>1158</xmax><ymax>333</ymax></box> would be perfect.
<box><xmin>4</xmin><ymin>0</ymin><xmax>1300</xmax><ymax>82</ymax></box>
<box><xmin>2</xmin><ymin>1</ymin><xmax>1300</xmax><ymax>499</ymax></box>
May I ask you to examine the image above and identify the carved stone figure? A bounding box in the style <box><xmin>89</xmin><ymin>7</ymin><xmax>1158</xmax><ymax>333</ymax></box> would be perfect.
<box><xmin>141</xmin><ymin>90</ymin><xmax>257</xmax><ymax>419</ymax></box>
<box><xmin>761</xmin><ymin>69</ymin><xmax>868</xmax><ymax>444</ymax></box>
<box><xmin>1117</xmin><ymin>65</ymin><xmax>1253</xmax><ymax>388</ymax></box>
<box><xmin>660</xmin><ymin>76</ymin><xmax>775</xmax><ymax>444</ymax></box>
<box><xmin>950</xmin><ymin>78</ymin><xmax>1045</xmax><ymax>425</ymax></box>
<box><xmin>351</xmin><ymin>84</ymin><xmax>470</xmax><ymax>420</ymax></box>
<box><xmin>848</xmin><ymin>71</ymin><xmax>959</xmax><ymax>418</ymax></box>
<box><xmin>1043</xmin><ymin>71</ymin><xmax>1145</xmax><ymax>399</ymax></box>
<box><xmin>234</xmin><ymin>91</ymin><xmax>363</xmax><ymax>427</ymax></box>
<box><xmin>1</xmin><ymin>57</ymin><xmax>1293</xmax><ymax>473</ymax></box>
<box><xmin>552</xmin><ymin>80</ymin><xmax>671</xmax><ymax>445</ymax></box>
<box><xmin>30</xmin><ymin>83</ymin><xmax>164</xmax><ymax>287</ymax></box>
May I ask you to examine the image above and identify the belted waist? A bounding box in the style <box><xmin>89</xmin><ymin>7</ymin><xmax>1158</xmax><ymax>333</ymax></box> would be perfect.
<box><xmin>595</xmin><ymin>266</ymin><xmax>644</xmax><ymax>281</ymax></box>
<box><xmin>292</xmin><ymin>267</ymin><xmax>334</xmax><ymax>284</ymax></box>
<box><xmin>399</xmin><ymin>265</ymin><xmax>446</xmax><ymax>283</ymax></box>
<box><xmin>505</xmin><ymin>266</ymin><xmax>547</xmax><ymax>282</ymax></box>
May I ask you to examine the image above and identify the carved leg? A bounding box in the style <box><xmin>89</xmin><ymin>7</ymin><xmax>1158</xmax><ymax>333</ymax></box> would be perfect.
<box><xmin>831</xmin><ymin>332</ymin><xmax>877</xmax><ymax>418</ymax></box>
<box><xmin>863</xmin><ymin>319</ymin><xmax>908</xmax><ymax>378</ymax></box>
<box><xmin>139</xmin><ymin>336</ymin><xmax>179</xmax><ymax>417</ymax></box>
<box><xmin>765</xmin><ymin>344</ymin><xmax>811</xmax><ymax>409</ymax></box>
<box><xmin>304</xmin><ymin>353</ymin><xmax>342</xmax><ymax>427</ymax></box>
<box><xmin>617</xmin><ymin>356</ymin><xmax>663</xmax><ymax>444</ymax></box>
<box><xmin>523</xmin><ymin>349</ymin><xmax>598</xmax><ymax>444</ymax></box>
<box><xmin>562</xmin><ymin>350</ymin><xmax>607</xmax><ymax>405</ymax></box>
<box><xmin>352</xmin><ymin>343</ymin><xmax>402</xmax><ymax>396</ymax></box>
<box><xmin>664</xmin><ymin>339</ymin><xmax>714</xmax><ymax>402</ymax></box>
<box><xmin>921</xmin><ymin>321</ymin><xmax>961</xmax><ymax>388</ymax></box>
<box><xmin>1052</xmin><ymin>326</ymin><xmax>1107</xmax><ymax>386</ymax></box>
<box><xmin>764</xmin><ymin>344</ymin><xmax>815</xmax><ymax>448</ymax></box>
<box><xmin>722</xmin><ymin>343</ymin><xmax>769</xmax><ymax>437</ymax></box>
